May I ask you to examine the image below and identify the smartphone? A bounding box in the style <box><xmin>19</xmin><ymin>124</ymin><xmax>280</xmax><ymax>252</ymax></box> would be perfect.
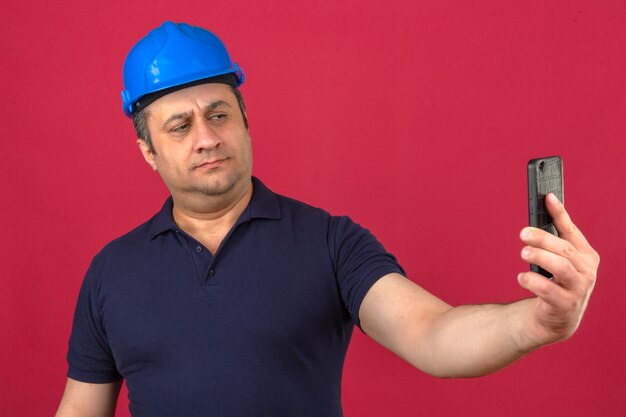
<box><xmin>527</xmin><ymin>156</ymin><xmax>564</xmax><ymax>278</ymax></box>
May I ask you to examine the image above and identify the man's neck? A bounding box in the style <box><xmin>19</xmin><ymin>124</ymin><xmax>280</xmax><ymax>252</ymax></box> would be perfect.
<box><xmin>171</xmin><ymin>179</ymin><xmax>253</xmax><ymax>254</ymax></box>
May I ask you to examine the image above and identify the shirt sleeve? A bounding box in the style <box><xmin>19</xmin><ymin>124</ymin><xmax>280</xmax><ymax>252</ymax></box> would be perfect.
<box><xmin>329</xmin><ymin>215</ymin><xmax>405</xmax><ymax>330</ymax></box>
<box><xmin>66</xmin><ymin>252</ymin><xmax>122</xmax><ymax>383</ymax></box>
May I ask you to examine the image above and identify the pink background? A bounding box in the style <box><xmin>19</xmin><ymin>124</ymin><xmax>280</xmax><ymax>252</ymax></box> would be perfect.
<box><xmin>1</xmin><ymin>1</ymin><xmax>625</xmax><ymax>416</ymax></box>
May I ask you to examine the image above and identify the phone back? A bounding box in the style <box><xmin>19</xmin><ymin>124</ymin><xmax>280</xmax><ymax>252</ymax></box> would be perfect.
<box><xmin>528</xmin><ymin>156</ymin><xmax>564</xmax><ymax>235</ymax></box>
<box><xmin>528</xmin><ymin>156</ymin><xmax>564</xmax><ymax>277</ymax></box>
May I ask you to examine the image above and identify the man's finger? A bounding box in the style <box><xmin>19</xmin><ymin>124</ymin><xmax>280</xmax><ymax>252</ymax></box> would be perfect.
<box><xmin>520</xmin><ymin>245</ymin><xmax>579</xmax><ymax>287</ymax></box>
<box><xmin>520</xmin><ymin>228</ymin><xmax>591</xmax><ymax>276</ymax></box>
<box><xmin>545</xmin><ymin>193</ymin><xmax>593</xmax><ymax>253</ymax></box>
<box><xmin>517</xmin><ymin>271</ymin><xmax>570</xmax><ymax>309</ymax></box>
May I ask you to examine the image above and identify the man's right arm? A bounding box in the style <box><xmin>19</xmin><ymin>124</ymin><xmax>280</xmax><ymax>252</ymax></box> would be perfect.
<box><xmin>359</xmin><ymin>194</ymin><xmax>598</xmax><ymax>378</ymax></box>
<box><xmin>55</xmin><ymin>378</ymin><xmax>122</xmax><ymax>417</ymax></box>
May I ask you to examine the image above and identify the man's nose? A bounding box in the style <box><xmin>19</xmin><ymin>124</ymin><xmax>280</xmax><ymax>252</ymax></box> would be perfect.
<box><xmin>193</xmin><ymin>121</ymin><xmax>221</xmax><ymax>152</ymax></box>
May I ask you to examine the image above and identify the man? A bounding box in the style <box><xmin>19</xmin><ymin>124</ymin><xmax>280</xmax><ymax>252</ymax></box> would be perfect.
<box><xmin>56</xmin><ymin>21</ymin><xmax>599</xmax><ymax>417</ymax></box>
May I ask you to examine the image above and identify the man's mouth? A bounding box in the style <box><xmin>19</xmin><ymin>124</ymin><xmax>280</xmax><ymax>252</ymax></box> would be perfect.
<box><xmin>195</xmin><ymin>158</ymin><xmax>227</xmax><ymax>169</ymax></box>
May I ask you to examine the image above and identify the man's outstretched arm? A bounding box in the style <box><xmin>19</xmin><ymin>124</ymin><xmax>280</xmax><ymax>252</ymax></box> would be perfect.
<box><xmin>359</xmin><ymin>193</ymin><xmax>599</xmax><ymax>378</ymax></box>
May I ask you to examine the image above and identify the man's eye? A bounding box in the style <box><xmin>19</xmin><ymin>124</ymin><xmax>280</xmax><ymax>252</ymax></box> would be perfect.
<box><xmin>172</xmin><ymin>123</ymin><xmax>190</xmax><ymax>132</ymax></box>
<box><xmin>209</xmin><ymin>113</ymin><xmax>227</xmax><ymax>121</ymax></box>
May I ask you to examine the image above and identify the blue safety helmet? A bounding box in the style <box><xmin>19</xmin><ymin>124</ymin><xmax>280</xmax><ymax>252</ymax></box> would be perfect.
<box><xmin>121</xmin><ymin>21</ymin><xmax>245</xmax><ymax>117</ymax></box>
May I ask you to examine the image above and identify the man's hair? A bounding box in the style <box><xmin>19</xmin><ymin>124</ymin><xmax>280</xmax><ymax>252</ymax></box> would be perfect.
<box><xmin>133</xmin><ymin>86</ymin><xmax>248</xmax><ymax>154</ymax></box>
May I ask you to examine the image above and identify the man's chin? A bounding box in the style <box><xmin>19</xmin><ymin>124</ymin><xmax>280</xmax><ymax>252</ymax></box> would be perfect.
<box><xmin>187</xmin><ymin>176</ymin><xmax>245</xmax><ymax>197</ymax></box>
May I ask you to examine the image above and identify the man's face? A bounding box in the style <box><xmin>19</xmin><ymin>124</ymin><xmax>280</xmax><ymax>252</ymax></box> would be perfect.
<box><xmin>138</xmin><ymin>83</ymin><xmax>252</xmax><ymax>200</ymax></box>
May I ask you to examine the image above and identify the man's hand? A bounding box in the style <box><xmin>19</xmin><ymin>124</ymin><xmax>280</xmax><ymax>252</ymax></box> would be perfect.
<box><xmin>517</xmin><ymin>192</ymin><xmax>599</xmax><ymax>351</ymax></box>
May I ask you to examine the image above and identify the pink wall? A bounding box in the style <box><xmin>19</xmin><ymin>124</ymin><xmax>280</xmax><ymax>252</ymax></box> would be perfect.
<box><xmin>1</xmin><ymin>1</ymin><xmax>625</xmax><ymax>416</ymax></box>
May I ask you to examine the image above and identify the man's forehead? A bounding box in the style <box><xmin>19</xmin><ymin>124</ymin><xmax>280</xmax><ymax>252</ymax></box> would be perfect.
<box><xmin>148</xmin><ymin>83</ymin><xmax>235</xmax><ymax>117</ymax></box>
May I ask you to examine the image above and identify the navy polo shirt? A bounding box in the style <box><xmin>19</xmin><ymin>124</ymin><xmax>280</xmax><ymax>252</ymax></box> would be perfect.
<box><xmin>67</xmin><ymin>177</ymin><xmax>404</xmax><ymax>417</ymax></box>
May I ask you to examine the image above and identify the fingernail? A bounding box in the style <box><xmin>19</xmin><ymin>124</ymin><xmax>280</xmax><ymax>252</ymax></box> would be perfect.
<box><xmin>548</xmin><ymin>193</ymin><xmax>559</xmax><ymax>204</ymax></box>
<box><xmin>517</xmin><ymin>273</ymin><xmax>524</xmax><ymax>284</ymax></box>
<box><xmin>521</xmin><ymin>247</ymin><xmax>531</xmax><ymax>257</ymax></box>
<box><xmin>521</xmin><ymin>228</ymin><xmax>532</xmax><ymax>238</ymax></box>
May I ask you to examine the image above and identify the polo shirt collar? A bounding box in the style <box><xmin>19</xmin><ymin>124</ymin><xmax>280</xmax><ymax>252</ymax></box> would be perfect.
<box><xmin>147</xmin><ymin>177</ymin><xmax>281</xmax><ymax>239</ymax></box>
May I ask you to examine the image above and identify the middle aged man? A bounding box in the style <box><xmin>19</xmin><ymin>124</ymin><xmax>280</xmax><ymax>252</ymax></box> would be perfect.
<box><xmin>56</xmin><ymin>21</ymin><xmax>599</xmax><ymax>417</ymax></box>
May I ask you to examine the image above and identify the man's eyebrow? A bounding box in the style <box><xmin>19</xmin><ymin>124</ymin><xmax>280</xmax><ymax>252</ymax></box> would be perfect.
<box><xmin>204</xmin><ymin>100</ymin><xmax>231</xmax><ymax>112</ymax></box>
<box><xmin>162</xmin><ymin>101</ymin><xmax>232</xmax><ymax>128</ymax></box>
<box><xmin>162</xmin><ymin>111</ymin><xmax>192</xmax><ymax>127</ymax></box>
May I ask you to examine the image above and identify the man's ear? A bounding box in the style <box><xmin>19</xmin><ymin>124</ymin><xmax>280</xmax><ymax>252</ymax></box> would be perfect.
<box><xmin>137</xmin><ymin>139</ymin><xmax>158</xmax><ymax>171</ymax></box>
